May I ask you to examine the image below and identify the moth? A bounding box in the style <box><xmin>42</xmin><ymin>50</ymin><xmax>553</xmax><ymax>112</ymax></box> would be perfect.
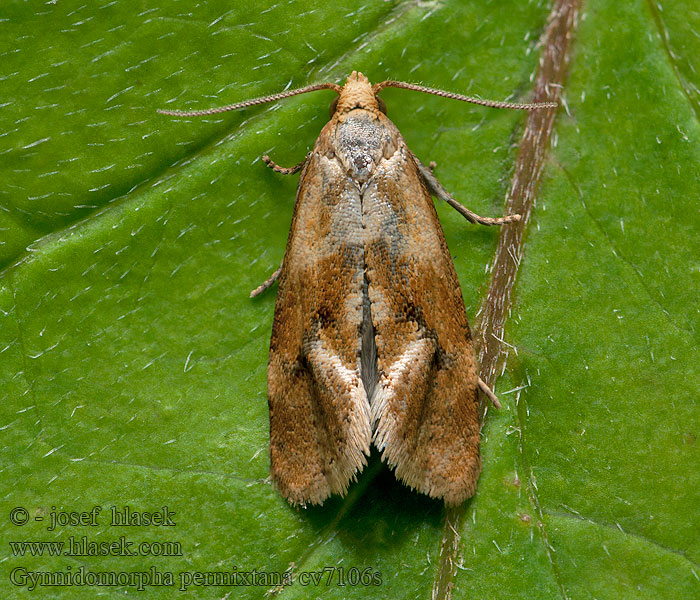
<box><xmin>159</xmin><ymin>72</ymin><xmax>554</xmax><ymax>506</ymax></box>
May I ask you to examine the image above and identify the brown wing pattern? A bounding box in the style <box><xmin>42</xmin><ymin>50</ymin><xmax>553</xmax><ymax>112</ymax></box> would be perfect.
<box><xmin>269</xmin><ymin>91</ymin><xmax>480</xmax><ymax>506</ymax></box>
<box><xmin>365</xmin><ymin>138</ymin><xmax>481</xmax><ymax>506</ymax></box>
<box><xmin>267</xmin><ymin>148</ymin><xmax>372</xmax><ymax>506</ymax></box>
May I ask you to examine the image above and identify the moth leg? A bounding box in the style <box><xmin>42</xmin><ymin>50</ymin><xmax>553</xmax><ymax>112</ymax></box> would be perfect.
<box><xmin>414</xmin><ymin>155</ymin><xmax>521</xmax><ymax>226</ymax></box>
<box><xmin>249</xmin><ymin>265</ymin><xmax>282</xmax><ymax>298</ymax></box>
<box><xmin>477</xmin><ymin>377</ymin><xmax>502</xmax><ymax>409</ymax></box>
<box><xmin>253</xmin><ymin>152</ymin><xmax>309</xmax><ymax>297</ymax></box>
<box><xmin>262</xmin><ymin>153</ymin><xmax>309</xmax><ymax>175</ymax></box>
<box><xmin>428</xmin><ymin>160</ymin><xmax>437</xmax><ymax>173</ymax></box>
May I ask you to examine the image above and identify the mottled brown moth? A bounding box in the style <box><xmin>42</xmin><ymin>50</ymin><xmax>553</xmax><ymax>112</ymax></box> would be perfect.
<box><xmin>159</xmin><ymin>72</ymin><xmax>554</xmax><ymax>506</ymax></box>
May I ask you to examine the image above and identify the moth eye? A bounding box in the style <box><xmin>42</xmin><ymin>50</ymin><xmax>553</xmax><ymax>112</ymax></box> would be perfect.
<box><xmin>377</xmin><ymin>96</ymin><xmax>387</xmax><ymax>114</ymax></box>
<box><xmin>329</xmin><ymin>97</ymin><xmax>339</xmax><ymax>117</ymax></box>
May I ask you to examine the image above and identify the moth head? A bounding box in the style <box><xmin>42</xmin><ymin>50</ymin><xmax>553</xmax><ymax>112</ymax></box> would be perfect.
<box><xmin>330</xmin><ymin>71</ymin><xmax>386</xmax><ymax>117</ymax></box>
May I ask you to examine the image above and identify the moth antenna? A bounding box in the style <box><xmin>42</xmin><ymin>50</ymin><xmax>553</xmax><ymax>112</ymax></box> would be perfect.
<box><xmin>157</xmin><ymin>82</ymin><xmax>342</xmax><ymax>117</ymax></box>
<box><xmin>373</xmin><ymin>80</ymin><xmax>557</xmax><ymax>110</ymax></box>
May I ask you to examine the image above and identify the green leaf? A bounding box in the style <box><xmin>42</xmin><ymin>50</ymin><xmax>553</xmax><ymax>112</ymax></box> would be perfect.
<box><xmin>1</xmin><ymin>1</ymin><xmax>698</xmax><ymax>598</ymax></box>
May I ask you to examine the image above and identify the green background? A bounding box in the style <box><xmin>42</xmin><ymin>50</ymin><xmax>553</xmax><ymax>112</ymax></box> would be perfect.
<box><xmin>1</xmin><ymin>0</ymin><xmax>698</xmax><ymax>598</ymax></box>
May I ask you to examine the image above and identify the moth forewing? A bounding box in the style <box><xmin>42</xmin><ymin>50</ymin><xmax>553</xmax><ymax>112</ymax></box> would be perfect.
<box><xmin>267</xmin><ymin>147</ymin><xmax>372</xmax><ymax>506</ymax></box>
<box><xmin>364</xmin><ymin>144</ymin><xmax>482</xmax><ymax>505</ymax></box>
